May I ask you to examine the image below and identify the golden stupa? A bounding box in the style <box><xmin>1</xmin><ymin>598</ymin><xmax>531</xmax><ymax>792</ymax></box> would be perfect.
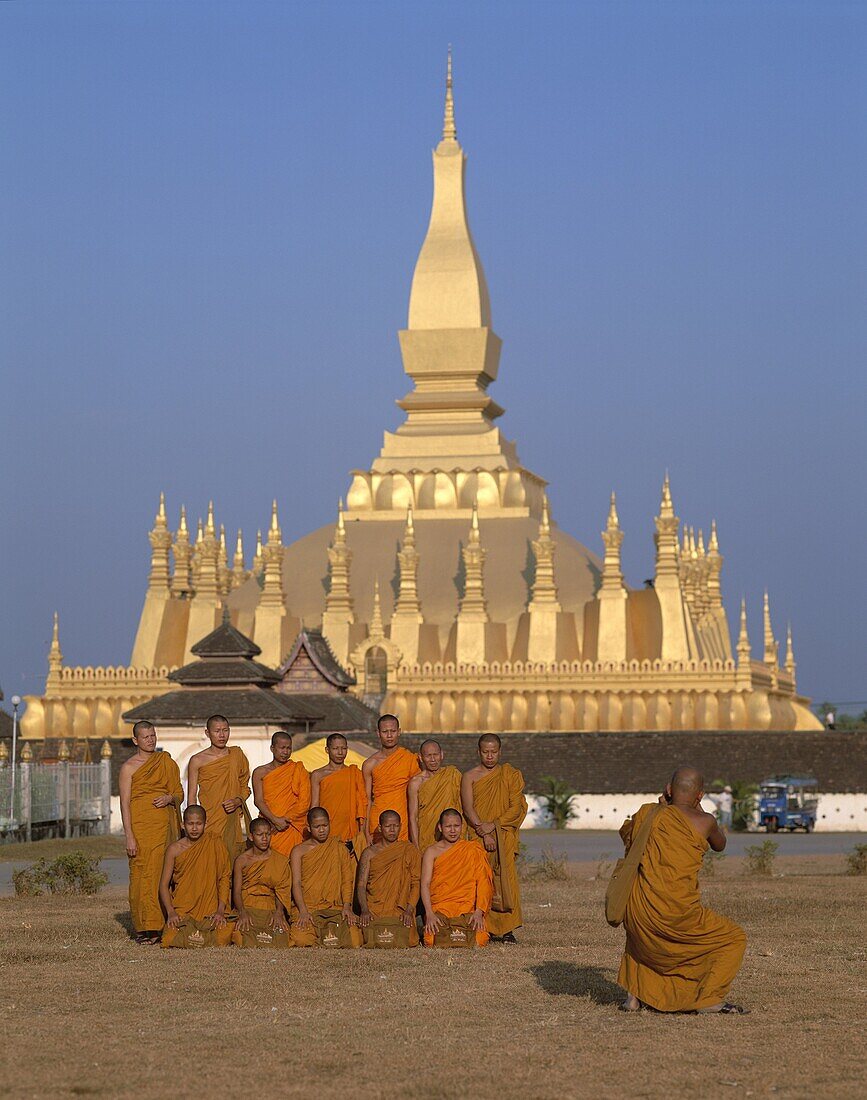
<box><xmin>22</xmin><ymin>55</ymin><xmax>820</xmax><ymax>741</ymax></box>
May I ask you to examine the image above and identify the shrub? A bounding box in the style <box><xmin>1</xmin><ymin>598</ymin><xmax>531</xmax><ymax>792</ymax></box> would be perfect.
<box><xmin>526</xmin><ymin>847</ymin><xmax>570</xmax><ymax>882</ymax></box>
<box><xmin>745</xmin><ymin>839</ymin><xmax>778</xmax><ymax>876</ymax></box>
<box><xmin>538</xmin><ymin>776</ymin><xmax>576</xmax><ymax>830</ymax></box>
<box><xmin>11</xmin><ymin>851</ymin><xmax>108</xmax><ymax>897</ymax></box>
<box><xmin>845</xmin><ymin>843</ymin><xmax>867</xmax><ymax>876</ymax></box>
<box><xmin>700</xmin><ymin>849</ymin><xmax>725</xmax><ymax>877</ymax></box>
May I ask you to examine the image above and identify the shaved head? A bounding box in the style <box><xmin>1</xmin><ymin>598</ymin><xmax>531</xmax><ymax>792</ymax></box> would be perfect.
<box><xmin>420</xmin><ymin>739</ymin><xmax>441</xmax><ymax>752</ymax></box>
<box><xmin>307</xmin><ymin>807</ymin><xmax>329</xmax><ymax>826</ymax></box>
<box><xmin>670</xmin><ymin>766</ymin><xmax>704</xmax><ymax>798</ymax></box>
<box><xmin>271</xmin><ymin>731</ymin><xmax>292</xmax><ymax>747</ymax></box>
<box><xmin>439</xmin><ymin>808</ymin><xmax>463</xmax><ymax>826</ymax></box>
<box><xmin>183</xmin><ymin>804</ymin><xmax>206</xmax><ymax>822</ymax></box>
<box><xmin>379</xmin><ymin>810</ymin><xmax>401</xmax><ymax>826</ymax></box>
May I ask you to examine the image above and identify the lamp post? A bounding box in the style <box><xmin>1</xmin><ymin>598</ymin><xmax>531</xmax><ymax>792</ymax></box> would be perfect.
<box><xmin>9</xmin><ymin>695</ymin><xmax>21</xmax><ymax>826</ymax></box>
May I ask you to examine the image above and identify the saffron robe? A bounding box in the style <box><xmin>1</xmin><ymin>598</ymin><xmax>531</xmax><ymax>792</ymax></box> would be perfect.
<box><xmin>292</xmin><ymin>836</ymin><xmax>361</xmax><ymax>948</ymax></box>
<box><xmin>233</xmin><ymin>849</ymin><xmax>294</xmax><ymax>948</ymax></box>
<box><xmin>369</xmin><ymin>747</ymin><xmax>420</xmax><ymax>842</ymax></box>
<box><xmin>161</xmin><ymin>833</ymin><xmax>232</xmax><ymax>948</ymax></box>
<box><xmin>416</xmin><ymin>765</ymin><xmax>463</xmax><ymax>852</ymax></box>
<box><xmin>618</xmin><ymin>804</ymin><xmax>747</xmax><ymax>1012</ymax></box>
<box><xmin>262</xmin><ymin>761</ymin><xmax>311</xmax><ymax>856</ymax></box>
<box><xmin>469</xmin><ymin>764</ymin><xmax>527</xmax><ymax>936</ymax></box>
<box><xmin>424</xmin><ymin>839</ymin><xmax>493</xmax><ymax>947</ymax></box>
<box><xmin>367</xmin><ymin>841</ymin><xmax>421</xmax><ymax>916</ymax></box>
<box><xmin>128</xmin><ymin>751</ymin><xmax>183</xmax><ymax>932</ymax></box>
<box><xmin>197</xmin><ymin>746</ymin><xmax>251</xmax><ymax>861</ymax></box>
<box><xmin>319</xmin><ymin>765</ymin><xmax>368</xmax><ymax>851</ymax></box>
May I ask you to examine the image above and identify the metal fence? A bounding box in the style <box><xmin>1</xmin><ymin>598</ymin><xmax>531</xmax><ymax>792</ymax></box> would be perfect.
<box><xmin>0</xmin><ymin>761</ymin><xmax>112</xmax><ymax>843</ymax></box>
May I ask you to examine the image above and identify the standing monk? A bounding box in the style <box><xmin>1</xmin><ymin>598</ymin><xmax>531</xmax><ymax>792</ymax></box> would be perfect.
<box><xmin>356</xmin><ymin>810</ymin><xmax>421</xmax><ymax>947</ymax></box>
<box><xmin>421</xmin><ymin>808</ymin><xmax>493</xmax><ymax>948</ymax></box>
<box><xmin>290</xmin><ymin>808</ymin><xmax>362</xmax><ymax>948</ymax></box>
<box><xmin>187</xmin><ymin>715</ymin><xmax>251</xmax><ymax>861</ymax></box>
<box><xmin>119</xmin><ymin>721</ymin><xmax>183</xmax><ymax>944</ymax></box>
<box><xmin>461</xmin><ymin>734</ymin><xmax>527</xmax><ymax>944</ymax></box>
<box><xmin>407</xmin><ymin>739</ymin><xmax>463</xmax><ymax>851</ymax></box>
<box><xmin>363</xmin><ymin>714</ymin><xmax>420</xmax><ymax>844</ymax></box>
<box><xmin>159</xmin><ymin>805</ymin><xmax>233</xmax><ymax>948</ymax></box>
<box><xmin>310</xmin><ymin>733</ymin><xmax>368</xmax><ymax>855</ymax></box>
<box><xmin>252</xmin><ymin>731</ymin><xmax>311</xmax><ymax>857</ymax></box>
<box><xmin>619</xmin><ymin>767</ymin><xmax>748</xmax><ymax>1014</ymax></box>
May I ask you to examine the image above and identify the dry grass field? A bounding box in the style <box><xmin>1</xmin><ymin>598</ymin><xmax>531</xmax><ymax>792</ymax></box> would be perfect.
<box><xmin>1</xmin><ymin>855</ymin><xmax>864</xmax><ymax>1099</ymax></box>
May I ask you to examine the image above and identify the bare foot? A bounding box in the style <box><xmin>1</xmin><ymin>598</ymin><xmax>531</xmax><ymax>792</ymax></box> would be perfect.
<box><xmin>620</xmin><ymin>994</ymin><xmax>641</xmax><ymax>1012</ymax></box>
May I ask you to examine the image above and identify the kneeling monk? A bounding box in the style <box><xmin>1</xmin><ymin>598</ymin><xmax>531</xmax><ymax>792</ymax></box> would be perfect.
<box><xmin>232</xmin><ymin>817</ymin><xmax>294</xmax><ymax>948</ymax></box>
<box><xmin>618</xmin><ymin>767</ymin><xmax>748</xmax><ymax>1014</ymax></box>
<box><xmin>159</xmin><ymin>806</ymin><xmax>233</xmax><ymax>948</ymax></box>
<box><xmin>356</xmin><ymin>810</ymin><xmax>421</xmax><ymax>948</ymax></box>
<box><xmin>290</xmin><ymin>808</ymin><xmax>362</xmax><ymax>948</ymax></box>
<box><xmin>422</xmin><ymin>809</ymin><xmax>493</xmax><ymax>948</ymax></box>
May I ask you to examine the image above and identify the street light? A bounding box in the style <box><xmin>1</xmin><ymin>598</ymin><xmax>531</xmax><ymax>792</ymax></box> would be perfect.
<box><xmin>9</xmin><ymin>695</ymin><xmax>21</xmax><ymax>827</ymax></box>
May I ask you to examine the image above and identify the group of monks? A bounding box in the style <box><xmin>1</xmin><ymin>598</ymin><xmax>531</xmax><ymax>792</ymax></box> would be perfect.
<box><xmin>120</xmin><ymin>714</ymin><xmax>527</xmax><ymax>953</ymax></box>
<box><xmin>121</xmin><ymin>716</ymin><xmax>748</xmax><ymax>1012</ymax></box>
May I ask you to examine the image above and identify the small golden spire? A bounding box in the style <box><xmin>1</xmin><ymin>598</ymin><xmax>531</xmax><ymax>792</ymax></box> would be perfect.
<box><xmin>205</xmin><ymin>501</ymin><xmax>216</xmax><ymax>537</ymax></box>
<box><xmin>234</xmin><ymin>529</ymin><xmax>244</xmax><ymax>566</ymax></box>
<box><xmin>697</xmin><ymin>528</ymin><xmax>706</xmax><ymax>558</ymax></box>
<box><xmin>606</xmin><ymin>491</ymin><xmax>619</xmax><ymax>530</ymax></box>
<box><xmin>708</xmin><ymin>519</ymin><xmax>719</xmax><ymax>553</ymax></box>
<box><xmin>178</xmin><ymin>505</ymin><xmax>188</xmax><ymax>534</ymax></box>
<box><xmin>442</xmin><ymin>45</ymin><xmax>456</xmax><ymax>142</ymax></box>
<box><xmin>157</xmin><ymin>491</ymin><xmax>167</xmax><ymax>525</ymax></box>
<box><xmin>196</xmin><ymin>518</ymin><xmax>204</xmax><ymax>545</ymax></box>
<box><xmin>660</xmin><ymin>471</ymin><xmax>673</xmax><ymax>515</ymax></box>
<box><xmin>737</xmin><ymin>598</ymin><xmax>750</xmax><ymax>656</ymax></box>
<box><xmin>270</xmin><ymin>499</ymin><xmax>280</xmax><ymax>538</ymax></box>
<box><xmin>370</xmin><ymin>577</ymin><xmax>384</xmax><ymax>637</ymax></box>
<box><xmin>337</xmin><ymin>497</ymin><xmax>346</xmax><ymax>535</ymax></box>
<box><xmin>21</xmin><ymin>742</ymin><xmax>34</xmax><ymax>763</ymax></box>
<box><xmin>540</xmin><ymin>493</ymin><xmax>552</xmax><ymax>537</ymax></box>
<box><xmin>406</xmin><ymin>501</ymin><xmax>414</xmax><ymax>535</ymax></box>
<box><xmin>763</xmin><ymin>589</ymin><xmax>778</xmax><ymax>667</ymax></box>
<box><xmin>784</xmin><ymin>623</ymin><xmax>796</xmax><ymax>682</ymax></box>
<box><xmin>219</xmin><ymin>524</ymin><xmax>227</xmax><ymax>552</ymax></box>
<box><xmin>58</xmin><ymin>739</ymin><xmax>71</xmax><ymax>762</ymax></box>
<box><xmin>252</xmin><ymin>529</ymin><xmax>264</xmax><ymax>576</ymax></box>
<box><xmin>100</xmin><ymin>739</ymin><xmax>113</xmax><ymax>760</ymax></box>
<box><xmin>469</xmin><ymin>497</ymin><xmax>480</xmax><ymax>544</ymax></box>
<box><xmin>50</xmin><ymin>610</ymin><xmax>61</xmax><ymax>657</ymax></box>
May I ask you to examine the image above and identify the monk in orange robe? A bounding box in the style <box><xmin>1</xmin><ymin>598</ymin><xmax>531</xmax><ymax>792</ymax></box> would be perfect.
<box><xmin>310</xmin><ymin>733</ymin><xmax>368</xmax><ymax>855</ymax></box>
<box><xmin>422</xmin><ymin>808</ymin><xmax>493</xmax><ymax>948</ymax></box>
<box><xmin>252</xmin><ymin>730</ymin><xmax>310</xmax><ymax>857</ymax></box>
<box><xmin>232</xmin><ymin>817</ymin><xmax>294</xmax><ymax>947</ymax></box>
<box><xmin>187</xmin><ymin>715</ymin><xmax>250</xmax><ymax>861</ymax></box>
<box><xmin>408</xmin><ymin>739</ymin><xmax>463</xmax><ymax>851</ymax></box>
<box><xmin>619</xmin><ymin>767</ymin><xmax>748</xmax><ymax>1014</ymax></box>
<box><xmin>362</xmin><ymin>714</ymin><xmax>420</xmax><ymax>843</ymax></box>
<box><xmin>290</xmin><ymin>808</ymin><xmax>362</xmax><ymax>948</ymax></box>
<box><xmin>461</xmin><ymin>734</ymin><xmax>527</xmax><ymax>943</ymax></box>
<box><xmin>119</xmin><ymin>721</ymin><xmax>183</xmax><ymax>943</ymax></box>
<box><xmin>159</xmin><ymin>806</ymin><xmax>233</xmax><ymax>948</ymax></box>
<box><xmin>356</xmin><ymin>810</ymin><xmax>421</xmax><ymax>947</ymax></box>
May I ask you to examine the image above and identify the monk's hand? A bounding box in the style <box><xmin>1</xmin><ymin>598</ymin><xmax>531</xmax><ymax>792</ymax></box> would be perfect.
<box><xmin>271</xmin><ymin>816</ymin><xmax>289</xmax><ymax>832</ymax></box>
<box><xmin>237</xmin><ymin>910</ymin><xmax>251</xmax><ymax>932</ymax></box>
<box><xmin>469</xmin><ymin>909</ymin><xmax>485</xmax><ymax>932</ymax></box>
<box><xmin>125</xmin><ymin>834</ymin><xmax>138</xmax><ymax>859</ymax></box>
<box><xmin>296</xmin><ymin>910</ymin><xmax>312</xmax><ymax>930</ymax></box>
<box><xmin>483</xmin><ymin>833</ymin><xmax>497</xmax><ymax>852</ymax></box>
<box><xmin>358</xmin><ymin>909</ymin><xmax>371</xmax><ymax>929</ymax></box>
<box><xmin>400</xmin><ymin>906</ymin><xmax>414</xmax><ymax>928</ymax></box>
<box><xmin>152</xmin><ymin>793</ymin><xmax>174</xmax><ymax>808</ymax></box>
<box><xmin>167</xmin><ymin>908</ymin><xmax>182</xmax><ymax>930</ymax></box>
<box><xmin>268</xmin><ymin>910</ymin><xmax>285</xmax><ymax>933</ymax></box>
<box><xmin>222</xmin><ymin>797</ymin><xmax>241</xmax><ymax>814</ymax></box>
<box><xmin>424</xmin><ymin>910</ymin><xmax>442</xmax><ymax>936</ymax></box>
<box><xmin>658</xmin><ymin>794</ymin><xmax>667</xmax><ymax>805</ymax></box>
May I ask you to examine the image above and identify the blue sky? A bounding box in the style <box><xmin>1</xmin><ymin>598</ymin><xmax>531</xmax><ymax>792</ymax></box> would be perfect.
<box><xmin>1</xmin><ymin>1</ymin><xmax>864</xmax><ymax>709</ymax></box>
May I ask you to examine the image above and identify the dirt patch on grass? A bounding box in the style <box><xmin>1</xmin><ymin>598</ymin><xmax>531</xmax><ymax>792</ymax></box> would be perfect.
<box><xmin>0</xmin><ymin>860</ymin><xmax>864</xmax><ymax>1098</ymax></box>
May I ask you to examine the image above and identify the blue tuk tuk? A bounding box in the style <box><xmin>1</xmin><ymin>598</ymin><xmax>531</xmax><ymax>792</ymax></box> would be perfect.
<box><xmin>758</xmin><ymin>776</ymin><xmax>818</xmax><ymax>832</ymax></box>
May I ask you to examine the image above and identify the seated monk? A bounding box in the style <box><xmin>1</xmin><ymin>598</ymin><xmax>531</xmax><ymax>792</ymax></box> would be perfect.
<box><xmin>187</xmin><ymin>715</ymin><xmax>251</xmax><ymax>861</ymax></box>
<box><xmin>252</xmin><ymin>730</ymin><xmax>311</xmax><ymax>857</ymax></box>
<box><xmin>408</xmin><ymin>739</ymin><xmax>463</xmax><ymax>852</ymax></box>
<box><xmin>362</xmin><ymin>714</ymin><xmax>420</xmax><ymax>843</ymax></box>
<box><xmin>422</xmin><ymin>809</ymin><xmax>494</xmax><ymax>948</ymax></box>
<box><xmin>619</xmin><ymin>767</ymin><xmax>748</xmax><ymax>1014</ymax></box>
<box><xmin>231</xmin><ymin>817</ymin><xmax>294</xmax><ymax>948</ymax></box>
<box><xmin>310</xmin><ymin>733</ymin><xmax>368</xmax><ymax>857</ymax></box>
<box><xmin>120</xmin><ymin>720</ymin><xmax>184</xmax><ymax>944</ymax></box>
<box><xmin>356</xmin><ymin>810</ymin><xmax>421</xmax><ymax>948</ymax></box>
<box><xmin>461</xmin><ymin>734</ymin><xmax>527</xmax><ymax>944</ymax></box>
<box><xmin>290</xmin><ymin>808</ymin><xmax>362</xmax><ymax>948</ymax></box>
<box><xmin>159</xmin><ymin>806</ymin><xmax>233</xmax><ymax>948</ymax></box>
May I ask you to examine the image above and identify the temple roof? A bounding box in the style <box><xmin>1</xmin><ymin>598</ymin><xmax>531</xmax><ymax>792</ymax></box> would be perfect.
<box><xmin>123</xmin><ymin>687</ymin><xmax>321</xmax><ymax>727</ymax></box>
<box><xmin>278</xmin><ymin>629</ymin><xmax>356</xmax><ymax>688</ymax></box>
<box><xmin>168</xmin><ymin>658</ymin><xmax>280</xmax><ymax>686</ymax></box>
<box><xmin>190</xmin><ymin>621</ymin><xmax>261</xmax><ymax>658</ymax></box>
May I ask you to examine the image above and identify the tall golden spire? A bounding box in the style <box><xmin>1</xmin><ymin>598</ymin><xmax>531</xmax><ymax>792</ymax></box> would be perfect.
<box><xmin>654</xmin><ymin>473</ymin><xmax>679</xmax><ymax>579</ymax></box>
<box><xmin>394</xmin><ymin>503</ymin><xmax>422</xmax><ymax>619</ymax></box>
<box><xmin>147</xmin><ymin>492</ymin><xmax>172</xmax><ymax>593</ymax></box>
<box><xmin>171</xmin><ymin>506</ymin><xmax>192</xmax><ymax>596</ymax></box>
<box><xmin>195</xmin><ymin>503</ymin><xmax>219</xmax><ymax>600</ymax></box>
<box><xmin>784</xmin><ymin>623</ymin><xmax>797</xmax><ymax>686</ymax></box>
<box><xmin>530</xmin><ymin>493</ymin><xmax>561</xmax><ymax>610</ymax></box>
<box><xmin>706</xmin><ymin>519</ymin><xmax>723</xmax><ymax>610</ymax></box>
<box><xmin>763</xmin><ymin>590</ymin><xmax>778</xmax><ymax>667</ymax></box>
<box><xmin>47</xmin><ymin>611</ymin><xmax>63</xmax><ymax>690</ymax></box>
<box><xmin>325</xmin><ymin>499</ymin><xmax>354</xmax><ymax>618</ymax></box>
<box><xmin>459</xmin><ymin>500</ymin><xmax>488</xmax><ymax>620</ymax></box>
<box><xmin>260</xmin><ymin>501</ymin><xmax>284</xmax><ymax>608</ymax></box>
<box><xmin>736</xmin><ymin>597</ymin><xmax>751</xmax><ymax>663</ymax></box>
<box><xmin>252</xmin><ymin>529</ymin><xmax>264</xmax><ymax>578</ymax></box>
<box><xmin>370</xmin><ymin>577</ymin><xmax>384</xmax><ymax>638</ymax></box>
<box><xmin>231</xmin><ymin>529</ymin><xmax>247</xmax><ymax>589</ymax></box>
<box><xmin>599</xmin><ymin>491</ymin><xmax>624</xmax><ymax>592</ymax></box>
<box><xmin>218</xmin><ymin>524</ymin><xmax>230</xmax><ymax>596</ymax></box>
<box><xmin>442</xmin><ymin>45</ymin><xmax>456</xmax><ymax>142</ymax></box>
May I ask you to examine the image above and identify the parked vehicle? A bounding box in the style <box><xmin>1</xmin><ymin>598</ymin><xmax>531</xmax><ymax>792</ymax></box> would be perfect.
<box><xmin>759</xmin><ymin>776</ymin><xmax>818</xmax><ymax>832</ymax></box>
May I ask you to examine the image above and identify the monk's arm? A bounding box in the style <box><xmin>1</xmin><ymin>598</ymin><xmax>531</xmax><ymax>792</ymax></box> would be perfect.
<box><xmin>309</xmin><ymin>769</ymin><xmax>322</xmax><ymax>808</ymax></box>
<box><xmin>232</xmin><ymin>857</ymin><xmax>250</xmax><ymax>928</ymax></box>
<box><xmin>273</xmin><ymin>863</ymin><xmax>293</xmax><ymax>929</ymax></box>
<box><xmin>462</xmin><ymin>772</ymin><xmax>495</xmax><ymax>846</ymax></box>
<box><xmin>355</xmin><ymin>850</ymin><xmax>372</xmax><ymax>925</ymax></box>
<box><xmin>170</xmin><ymin>762</ymin><xmax>184</xmax><ymax>808</ymax></box>
<box><xmin>225</xmin><ymin>755</ymin><xmax>250</xmax><ymax>813</ymax></box>
<box><xmin>290</xmin><ymin>847</ymin><xmax>310</xmax><ymax>925</ymax></box>
<box><xmin>159</xmin><ymin>846</ymin><xmax>179</xmax><ymax>926</ymax></box>
<box><xmin>707</xmin><ymin>816</ymin><xmax>727</xmax><ymax>852</ymax></box>
<box><xmin>214</xmin><ymin>848</ymin><xmax>230</xmax><ymax>925</ymax></box>
<box><xmin>186</xmin><ymin>757</ymin><xmax>200</xmax><ymax>810</ymax></box>
<box><xmin>362</xmin><ymin>759</ymin><xmax>375</xmax><ymax>841</ymax></box>
<box><xmin>119</xmin><ymin>764</ymin><xmax>136</xmax><ymax>858</ymax></box>
<box><xmin>406</xmin><ymin>850</ymin><xmax>421</xmax><ymax>913</ymax></box>
<box><xmin>340</xmin><ymin>848</ymin><xmax>356</xmax><ymax>923</ymax></box>
<box><xmin>252</xmin><ymin>767</ymin><xmax>288</xmax><ymax>831</ymax></box>
<box><xmin>420</xmin><ymin>848</ymin><xmax>441</xmax><ymax>934</ymax></box>
<box><xmin>619</xmin><ymin>817</ymin><xmax>634</xmax><ymax>852</ymax></box>
<box><xmin>407</xmin><ymin>777</ymin><xmax>421</xmax><ymax>845</ymax></box>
